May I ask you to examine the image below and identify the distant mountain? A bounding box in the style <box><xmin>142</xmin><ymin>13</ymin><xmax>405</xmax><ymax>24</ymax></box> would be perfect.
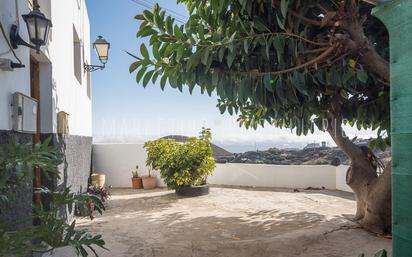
<box><xmin>220</xmin><ymin>146</ymin><xmax>390</xmax><ymax>166</ymax></box>
<box><xmin>161</xmin><ymin>135</ymin><xmax>233</xmax><ymax>158</ymax></box>
<box><xmin>160</xmin><ymin>135</ymin><xmax>391</xmax><ymax>166</ymax></box>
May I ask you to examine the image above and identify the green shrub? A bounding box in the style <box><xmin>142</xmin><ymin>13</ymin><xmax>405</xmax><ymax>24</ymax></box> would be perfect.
<box><xmin>0</xmin><ymin>137</ymin><xmax>107</xmax><ymax>257</ymax></box>
<box><xmin>144</xmin><ymin>128</ymin><xmax>216</xmax><ymax>189</ymax></box>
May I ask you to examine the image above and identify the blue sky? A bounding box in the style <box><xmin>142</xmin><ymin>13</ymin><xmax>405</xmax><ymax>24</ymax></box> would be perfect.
<box><xmin>87</xmin><ymin>0</ymin><xmax>373</xmax><ymax>152</ymax></box>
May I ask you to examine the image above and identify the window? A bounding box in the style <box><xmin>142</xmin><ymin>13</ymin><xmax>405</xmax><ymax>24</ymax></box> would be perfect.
<box><xmin>73</xmin><ymin>26</ymin><xmax>82</xmax><ymax>84</ymax></box>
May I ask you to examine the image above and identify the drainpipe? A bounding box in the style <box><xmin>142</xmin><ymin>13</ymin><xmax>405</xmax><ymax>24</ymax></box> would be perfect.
<box><xmin>373</xmin><ymin>1</ymin><xmax>412</xmax><ymax>256</ymax></box>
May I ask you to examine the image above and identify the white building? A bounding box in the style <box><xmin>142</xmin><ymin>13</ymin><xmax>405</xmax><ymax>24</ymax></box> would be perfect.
<box><xmin>0</xmin><ymin>0</ymin><xmax>94</xmax><ymax>226</ymax></box>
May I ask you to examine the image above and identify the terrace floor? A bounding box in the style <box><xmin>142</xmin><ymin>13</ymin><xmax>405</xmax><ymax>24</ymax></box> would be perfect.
<box><xmin>78</xmin><ymin>187</ymin><xmax>392</xmax><ymax>257</ymax></box>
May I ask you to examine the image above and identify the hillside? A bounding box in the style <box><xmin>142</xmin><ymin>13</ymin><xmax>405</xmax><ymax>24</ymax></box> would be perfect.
<box><xmin>218</xmin><ymin>146</ymin><xmax>390</xmax><ymax>166</ymax></box>
<box><xmin>160</xmin><ymin>135</ymin><xmax>390</xmax><ymax>166</ymax></box>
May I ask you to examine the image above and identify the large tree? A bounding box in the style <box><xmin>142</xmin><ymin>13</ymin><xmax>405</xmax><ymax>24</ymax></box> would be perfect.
<box><xmin>129</xmin><ymin>0</ymin><xmax>391</xmax><ymax>234</ymax></box>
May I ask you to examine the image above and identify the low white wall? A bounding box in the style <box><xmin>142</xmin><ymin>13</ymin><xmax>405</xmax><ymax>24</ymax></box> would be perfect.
<box><xmin>210</xmin><ymin>164</ymin><xmax>336</xmax><ymax>189</ymax></box>
<box><xmin>93</xmin><ymin>143</ymin><xmax>352</xmax><ymax>192</ymax></box>
<box><xmin>93</xmin><ymin>144</ymin><xmax>165</xmax><ymax>188</ymax></box>
<box><xmin>336</xmin><ymin>165</ymin><xmax>352</xmax><ymax>192</ymax></box>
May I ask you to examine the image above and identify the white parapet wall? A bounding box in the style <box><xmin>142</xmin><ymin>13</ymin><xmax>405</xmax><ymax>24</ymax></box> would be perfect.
<box><xmin>336</xmin><ymin>165</ymin><xmax>352</xmax><ymax>192</ymax></box>
<box><xmin>93</xmin><ymin>143</ymin><xmax>352</xmax><ymax>192</ymax></box>
<box><xmin>209</xmin><ymin>164</ymin><xmax>336</xmax><ymax>189</ymax></box>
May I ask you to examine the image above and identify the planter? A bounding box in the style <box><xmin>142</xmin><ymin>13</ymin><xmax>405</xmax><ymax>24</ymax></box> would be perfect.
<box><xmin>175</xmin><ymin>185</ymin><xmax>209</xmax><ymax>197</ymax></box>
<box><xmin>131</xmin><ymin>177</ymin><xmax>143</xmax><ymax>189</ymax></box>
<box><xmin>142</xmin><ymin>176</ymin><xmax>157</xmax><ymax>189</ymax></box>
<box><xmin>91</xmin><ymin>173</ymin><xmax>106</xmax><ymax>188</ymax></box>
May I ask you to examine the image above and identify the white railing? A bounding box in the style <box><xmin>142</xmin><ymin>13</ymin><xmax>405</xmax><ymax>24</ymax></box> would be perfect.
<box><xmin>92</xmin><ymin>144</ymin><xmax>352</xmax><ymax>192</ymax></box>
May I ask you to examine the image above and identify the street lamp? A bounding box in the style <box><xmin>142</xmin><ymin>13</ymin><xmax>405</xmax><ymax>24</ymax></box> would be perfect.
<box><xmin>84</xmin><ymin>36</ymin><xmax>110</xmax><ymax>72</ymax></box>
<box><xmin>10</xmin><ymin>2</ymin><xmax>52</xmax><ymax>54</ymax></box>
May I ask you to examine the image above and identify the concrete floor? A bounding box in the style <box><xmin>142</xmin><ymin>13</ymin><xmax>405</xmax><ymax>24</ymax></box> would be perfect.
<box><xmin>78</xmin><ymin>187</ymin><xmax>392</xmax><ymax>257</ymax></box>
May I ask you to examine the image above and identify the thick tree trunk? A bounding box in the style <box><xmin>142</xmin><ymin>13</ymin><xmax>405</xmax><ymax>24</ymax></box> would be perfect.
<box><xmin>327</xmin><ymin>117</ymin><xmax>391</xmax><ymax>234</ymax></box>
<box><xmin>345</xmin><ymin>159</ymin><xmax>392</xmax><ymax>234</ymax></box>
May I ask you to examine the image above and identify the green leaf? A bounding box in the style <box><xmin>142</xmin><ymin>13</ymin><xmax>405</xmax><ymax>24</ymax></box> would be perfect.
<box><xmin>276</xmin><ymin>79</ymin><xmax>287</xmax><ymax>104</ymax></box>
<box><xmin>356</xmin><ymin>69</ymin><xmax>368</xmax><ymax>83</ymax></box>
<box><xmin>143</xmin><ymin>70</ymin><xmax>154</xmax><ymax>87</ymax></box>
<box><xmin>218</xmin><ymin>47</ymin><xmax>226</xmax><ymax>62</ymax></box>
<box><xmin>174</xmin><ymin>24</ymin><xmax>184</xmax><ymax>39</ymax></box>
<box><xmin>140</xmin><ymin>44</ymin><xmax>149</xmax><ymax>59</ymax></box>
<box><xmin>273</xmin><ymin>37</ymin><xmax>284</xmax><ymax>61</ymax></box>
<box><xmin>134</xmin><ymin>14</ymin><xmax>145</xmax><ymax>20</ymax></box>
<box><xmin>137</xmin><ymin>26</ymin><xmax>156</xmax><ymax>38</ymax></box>
<box><xmin>206</xmin><ymin>83</ymin><xmax>214</xmax><ymax>96</ymax></box>
<box><xmin>142</xmin><ymin>10</ymin><xmax>154</xmax><ymax>22</ymax></box>
<box><xmin>201</xmin><ymin>48</ymin><xmax>210</xmax><ymax>65</ymax></box>
<box><xmin>129</xmin><ymin>61</ymin><xmax>141</xmax><ymax>73</ymax></box>
<box><xmin>136</xmin><ymin>66</ymin><xmax>148</xmax><ymax>83</ymax></box>
<box><xmin>152</xmin><ymin>71</ymin><xmax>160</xmax><ymax>84</ymax></box>
<box><xmin>264</xmin><ymin>74</ymin><xmax>274</xmax><ymax>92</ymax></box>
<box><xmin>166</xmin><ymin>16</ymin><xmax>174</xmax><ymax>34</ymax></box>
<box><xmin>374</xmin><ymin>250</ymin><xmax>387</xmax><ymax>257</ymax></box>
<box><xmin>153</xmin><ymin>42</ymin><xmax>161</xmax><ymax>60</ymax></box>
<box><xmin>253</xmin><ymin>19</ymin><xmax>270</xmax><ymax>32</ymax></box>
<box><xmin>218</xmin><ymin>104</ymin><xmax>226</xmax><ymax>114</ymax></box>
<box><xmin>160</xmin><ymin>75</ymin><xmax>167</xmax><ymax>90</ymax></box>
<box><xmin>243</xmin><ymin>39</ymin><xmax>249</xmax><ymax>54</ymax></box>
<box><xmin>281</xmin><ymin>0</ymin><xmax>289</xmax><ymax>18</ymax></box>
<box><xmin>292</xmin><ymin>72</ymin><xmax>308</xmax><ymax>96</ymax></box>
<box><xmin>212</xmin><ymin>72</ymin><xmax>219</xmax><ymax>86</ymax></box>
<box><xmin>176</xmin><ymin>45</ymin><xmax>184</xmax><ymax>62</ymax></box>
<box><xmin>227</xmin><ymin>51</ymin><xmax>235</xmax><ymax>68</ymax></box>
<box><xmin>276</xmin><ymin>15</ymin><xmax>285</xmax><ymax>30</ymax></box>
<box><xmin>188</xmin><ymin>50</ymin><xmax>202</xmax><ymax>69</ymax></box>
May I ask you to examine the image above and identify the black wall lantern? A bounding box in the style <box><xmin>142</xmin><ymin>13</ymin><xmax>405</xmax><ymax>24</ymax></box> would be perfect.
<box><xmin>10</xmin><ymin>2</ymin><xmax>52</xmax><ymax>54</ymax></box>
<box><xmin>84</xmin><ymin>36</ymin><xmax>110</xmax><ymax>72</ymax></box>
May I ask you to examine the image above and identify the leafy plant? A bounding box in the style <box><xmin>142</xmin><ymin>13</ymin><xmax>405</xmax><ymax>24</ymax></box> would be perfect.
<box><xmin>358</xmin><ymin>249</ymin><xmax>387</xmax><ymax>257</ymax></box>
<box><xmin>0</xmin><ymin>138</ymin><xmax>108</xmax><ymax>257</ymax></box>
<box><xmin>87</xmin><ymin>185</ymin><xmax>111</xmax><ymax>203</ymax></box>
<box><xmin>0</xmin><ymin>188</ymin><xmax>107</xmax><ymax>257</ymax></box>
<box><xmin>144</xmin><ymin>128</ymin><xmax>216</xmax><ymax>189</ymax></box>
<box><xmin>0</xmin><ymin>137</ymin><xmax>61</xmax><ymax>204</ymax></box>
<box><xmin>132</xmin><ymin>165</ymin><xmax>140</xmax><ymax>178</ymax></box>
<box><xmin>33</xmin><ymin>187</ymin><xmax>107</xmax><ymax>256</ymax></box>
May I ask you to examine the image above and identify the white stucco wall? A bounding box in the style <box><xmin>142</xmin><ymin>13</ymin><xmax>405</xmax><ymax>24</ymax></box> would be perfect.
<box><xmin>93</xmin><ymin>143</ymin><xmax>353</xmax><ymax>192</ymax></box>
<box><xmin>336</xmin><ymin>165</ymin><xmax>351</xmax><ymax>192</ymax></box>
<box><xmin>0</xmin><ymin>0</ymin><xmax>31</xmax><ymax>131</ymax></box>
<box><xmin>0</xmin><ymin>0</ymin><xmax>92</xmax><ymax>136</ymax></box>
<box><xmin>93</xmin><ymin>144</ymin><xmax>165</xmax><ymax>188</ymax></box>
<box><xmin>209</xmin><ymin>164</ymin><xmax>336</xmax><ymax>189</ymax></box>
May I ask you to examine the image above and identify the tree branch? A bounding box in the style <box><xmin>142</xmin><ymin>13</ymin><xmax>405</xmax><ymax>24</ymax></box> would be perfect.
<box><xmin>218</xmin><ymin>44</ymin><xmax>337</xmax><ymax>77</ymax></box>
<box><xmin>326</xmin><ymin>96</ymin><xmax>364</xmax><ymax>160</ymax></box>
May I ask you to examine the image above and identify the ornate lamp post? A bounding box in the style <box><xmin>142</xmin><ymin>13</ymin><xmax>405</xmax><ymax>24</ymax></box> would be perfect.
<box><xmin>10</xmin><ymin>1</ymin><xmax>52</xmax><ymax>54</ymax></box>
<box><xmin>84</xmin><ymin>36</ymin><xmax>110</xmax><ymax>72</ymax></box>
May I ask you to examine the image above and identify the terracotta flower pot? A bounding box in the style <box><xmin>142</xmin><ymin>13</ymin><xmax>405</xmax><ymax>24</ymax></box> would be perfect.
<box><xmin>142</xmin><ymin>176</ymin><xmax>157</xmax><ymax>189</ymax></box>
<box><xmin>131</xmin><ymin>177</ymin><xmax>143</xmax><ymax>189</ymax></box>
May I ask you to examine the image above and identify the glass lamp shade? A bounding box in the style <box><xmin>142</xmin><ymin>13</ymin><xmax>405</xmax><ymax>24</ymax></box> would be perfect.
<box><xmin>22</xmin><ymin>8</ymin><xmax>52</xmax><ymax>48</ymax></box>
<box><xmin>93</xmin><ymin>36</ymin><xmax>110</xmax><ymax>64</ymax></box>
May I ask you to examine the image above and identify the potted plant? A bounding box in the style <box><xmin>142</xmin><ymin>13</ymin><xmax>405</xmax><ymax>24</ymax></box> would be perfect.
<box><xmin>144</xmin><ymin>128</ymin><xmax>216</xmax><ymax>197</ymax></box>
<box><xmin>91</xmin><ymin>173</ymin><xmax>106</xmax><ymax>188</ymax></box>
<box><xmin>131</xmin><ymin>165</ymin><xmax>143</xmax><ymax>189</ymax></box>
<box><xmin>141</xmin><ymin>168</ymin><xmax>157</xmax><ymax>189</ymax></box>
